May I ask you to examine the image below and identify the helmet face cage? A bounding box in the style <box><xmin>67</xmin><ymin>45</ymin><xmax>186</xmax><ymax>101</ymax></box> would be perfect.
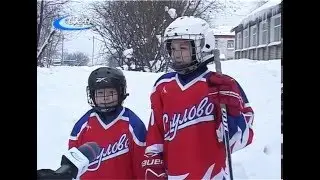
<box><xmin>87</xmin><ymin>85</ymin><xmax>125</xmax><ymax>113</ymax></box>
<box><xmin>164</xmin><ymin>34</ymin><xmax>206</xmax><ymax>74</ymax></box>
<box><xmin>95</xmin><ymin>88</ymin><xmax>118</xmax><ymax>106</ymax></box>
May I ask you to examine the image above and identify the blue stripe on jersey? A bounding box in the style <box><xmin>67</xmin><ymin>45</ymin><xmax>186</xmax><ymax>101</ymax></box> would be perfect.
<box><xmin>70</xmin><ymin>109</ymin><xmax>93</xmax><ymax>137</ymax></box>
<box><xmin>227</xmin><ymin>114</ymin><xmax>247</xmax><ymax>142</ymax></box>
<box><xmin>123</xmin><ymin>108</ymin><xmax>147</xmax><ymax>142</ymax></box>
<box><xmin>153</xmin><ymin>72</ymin><xmax>176</xmax><ymax>87</ymax></box>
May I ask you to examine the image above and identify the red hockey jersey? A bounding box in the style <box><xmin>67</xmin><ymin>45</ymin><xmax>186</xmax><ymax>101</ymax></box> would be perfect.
<box><xmin>69</xmin><ymin>107</ymin><xmax>147</xmax><ymax>179</ymax></box>
<box><xmin>145</xmin><ymin>68</ymin><xmax>254</xmax><ymax>179</ymax></box>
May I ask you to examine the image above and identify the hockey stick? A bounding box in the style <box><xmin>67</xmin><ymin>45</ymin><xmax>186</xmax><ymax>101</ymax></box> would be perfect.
<box><xmin>213</xmin><ymin>49</ymin><xmax>234</xmax><ymax>180</ymax></box>
<box><xmin>220</xmin><ymin>104</ymin><xmax>234</xmax><ymax>180</ymax></box>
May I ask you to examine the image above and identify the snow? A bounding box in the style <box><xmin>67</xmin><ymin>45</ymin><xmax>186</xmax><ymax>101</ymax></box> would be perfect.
<box><xmin>257</xmin><ymin>44</ymin><xmax>268</xmax><ymax>48</ymax></box>
<box><xmin>164</xmin><ymin>6</ymin><xmax>169</xmax><ymax>12</ymax></box>
<box><xmin>268</xmin><ymin>41</ymin><xmax>281</xmax><ymax>46</ymax></box>
<box><xmin>245</xmin><ymin>0</ymin><xmax>281</xmax><ymax>18</ymax></box>
<box><xmin>239</xmin><ymin>0</ymin><xmax>282</xmax><ymax>26</ymax></box>
<box><xmin>220</xmin><ymin>54</ymin><xmax>226</xmax><ymax>59</ymax></box>
<box><xmin>37</xmin><ymin>59</ymin><xmax>281</xmax><ymax>179</ymax></box>
<box><xmin>123</xmin><ymin>48</ymin><xmax>133</xmax><ymax>59</ymax></box>
<box><xmin>168</xmin><ymin>8</ymin><xmax>177</xmax><ymax>19</ymax></box>
<box><xmin>156</xmin><ymin>35</ymin><xmax>162</xmax><ymax>43</ymax></box>
<box><xmin>188</xmin><ymin>0</ymin><xmax>197</xmax><ymax>8</ymax></box>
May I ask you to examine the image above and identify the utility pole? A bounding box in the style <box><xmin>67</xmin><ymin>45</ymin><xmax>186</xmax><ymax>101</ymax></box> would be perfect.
<box><xmin>92</xmin><ymin>36</ymin><xmax>94</xmax><ymax>66</ymax></box>
<box><xmin>61</xmin><ymin>34</ymin><xmax>64</xmax><ymax>65</ymax></box>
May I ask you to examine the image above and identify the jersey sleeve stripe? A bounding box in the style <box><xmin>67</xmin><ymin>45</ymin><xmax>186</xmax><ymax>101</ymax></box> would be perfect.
<box><xmin>129</xmin><ymin>125</ymin><xmax>146</xmax><ymax>147</ymax></box>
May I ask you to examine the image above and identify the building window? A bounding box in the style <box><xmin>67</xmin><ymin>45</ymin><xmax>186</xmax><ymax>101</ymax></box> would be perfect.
<box><xmin>243</xmin><ymin>28</ymin><xmax>249</xmax><ymax>48</ymax></box>
<box><xmin>260</xmin><ymin>20</ymin><xmax>268</xmax><ymax>45</ymax></box>
<box><xmin>227</xmin><ymin>40</ymin><xmax>234</xmax><ymax>48</ymax></box>
<box><xmin>250</xmin><ymin>25</ymin><xmax>257</xmax><ymax>46</ymax></box>
<box><xmin>272</xmin><ymin>15</ymin><xmax>281</xmax><ymax>42</ymax></box>
<box><xmin>237</xmin><ymin>32</ymin><xmax>242</xmax><ymax>49</ymax></box>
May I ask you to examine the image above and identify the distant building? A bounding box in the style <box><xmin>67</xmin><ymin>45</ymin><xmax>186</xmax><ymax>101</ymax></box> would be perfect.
<box><xmin>62</xmin><ymin>59</ymin><xmax>78</xmax><ymax>66</ymax></box>
<box><xmin>213</xmin><ymin>26</ymin><xmax>235</xmax><ymax>60</ymax></box>
<box><xmin>52</xmin><ymin>59</ymin><xmax>62</xmax><ymax>66</ymax></box>
<box><xmin>231</xmin><ymin>0</ymin><xmax>282</xmax><ymax>60</ymax></box>
<box><xmin>51</xmin><ymin>59</ymin><xmax>78</xmax><ymax>66</ymax></box>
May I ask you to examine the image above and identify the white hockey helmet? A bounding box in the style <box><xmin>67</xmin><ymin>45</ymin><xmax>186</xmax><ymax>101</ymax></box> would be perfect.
<box><xmin>163</xmin><ymin>16</ymin><xmax>216</xmax><ymax>74</ymax></box>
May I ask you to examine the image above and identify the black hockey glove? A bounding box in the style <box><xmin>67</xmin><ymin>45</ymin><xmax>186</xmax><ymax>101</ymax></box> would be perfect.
<box><xmin>37</xmin><ymin>169</ymin><xmax>72</xmax><ymax>180</ymax></box>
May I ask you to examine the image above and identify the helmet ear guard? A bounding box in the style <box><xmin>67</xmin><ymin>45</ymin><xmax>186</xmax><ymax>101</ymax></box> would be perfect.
<box><xmin>119</xmin><ymin>85</ymin><xmax>129</xmax><ymax>103</ymax></box>
<box><xmin>202</xmin><ymin>28</ymin><xmax>216</xmax><ymax>52</ymax></box>
<box><xmin>86</xmin><ymin>86</ymin><xmax>95</xmax><ymax>108</ymax></box>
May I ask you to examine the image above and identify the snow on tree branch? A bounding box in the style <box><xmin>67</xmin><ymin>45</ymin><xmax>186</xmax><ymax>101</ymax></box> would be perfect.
<box><xmin>168</xmin><ymin>8</ymin><xmax>177</xmax><ymax>19</ymax></box>
<box><xmin>123</xmin><ymin>48</ymin><xmax>133</xmax><ymax>59</ymax></box>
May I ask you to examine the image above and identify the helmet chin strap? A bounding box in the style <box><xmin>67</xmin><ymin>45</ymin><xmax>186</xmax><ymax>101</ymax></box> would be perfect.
<box><xmin>95</xmin><ymin>105</ymin><xmax>117</xmax><ymax>113</ymax></box>
<box><xmin>93</xmin><ymin>98</ymin><xmax>119</xmax><ymax>113</ymax></box>
<box><xmin>175</xmin><ymin>55</ymin><xmax>215</xmax><ymax>75</ymax></box>
<box><xmin>95</xmin><ymin>105</ymin><xmax>123</xmax><ymax>125</ymax></box>
<box><xmin>92</xmin><ymin>93</ymin><xmax>129</xmax><ymax>114</ymax></box>
<box><xmin>174</xmin><ymin>62</ymin><xmax>199</xmax><ymax>75</ymax></box>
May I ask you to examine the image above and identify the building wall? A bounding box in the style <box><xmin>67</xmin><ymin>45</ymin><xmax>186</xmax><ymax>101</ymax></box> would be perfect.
<box><xmin>233</xmin><ymin>3</ymin><xmax>281</xmax><ymax>60</ymax></box>
<box><xmin>214</xmin><ymin>36</ymin><xmax>235</xmax><ymax>60</ymax></box>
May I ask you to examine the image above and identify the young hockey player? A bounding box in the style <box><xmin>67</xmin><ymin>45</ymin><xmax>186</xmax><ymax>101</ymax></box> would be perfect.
<box><xmin>143</xmin><ymin>16</ymin><xmax>255</xmax><ymax>180</ymax></box>
<box><xmin>68</xmin><ymin>67</ymin><xmax>147</xmax><ymax>179</ymax></box>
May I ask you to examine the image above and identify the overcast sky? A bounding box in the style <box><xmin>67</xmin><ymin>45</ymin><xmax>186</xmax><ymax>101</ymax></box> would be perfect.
<box><xmin>60</xmin><ymin>0</ymin><xmax>263</xmax><ymax>64</ymax></box>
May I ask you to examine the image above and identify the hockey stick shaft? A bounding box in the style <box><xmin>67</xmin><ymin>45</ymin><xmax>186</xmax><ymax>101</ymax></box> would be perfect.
<box><xmin>220</xmin><ymin>103</ymin><xmax>234</xmax><ymax>180</ymax></box>
<box><xmin>214</xmin><ymin>48</ymin><xmax>233</xmax><ymax>180</ymax></box>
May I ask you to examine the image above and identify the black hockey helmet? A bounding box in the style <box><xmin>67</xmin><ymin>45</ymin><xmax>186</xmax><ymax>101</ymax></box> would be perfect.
<box><xmin>86</xmin><ymin>67</ymin><xmax>129</xmax><ymax>113</ymax></box>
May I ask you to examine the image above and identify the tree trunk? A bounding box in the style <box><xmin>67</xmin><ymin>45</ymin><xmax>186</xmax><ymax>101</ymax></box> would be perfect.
<box><xmin>37</xmin><ymin>0</ymin><xmax>44</xmax><ymax>49</ymax></box>
<box><xmin>37</xmin><ymin>29</ymin><xmax>56</xmax><ymax>61</ymax></box>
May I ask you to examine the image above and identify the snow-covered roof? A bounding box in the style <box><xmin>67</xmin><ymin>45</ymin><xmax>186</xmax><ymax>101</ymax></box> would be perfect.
<box><xmin>233</xmin><ymin>0</ymin><xmax>282</xmax><ymax>30</ymax></box>
<box><xmin>212</xmin><ymin>26</ymin><xmax>235</xmax><ymax>36</ymax></box>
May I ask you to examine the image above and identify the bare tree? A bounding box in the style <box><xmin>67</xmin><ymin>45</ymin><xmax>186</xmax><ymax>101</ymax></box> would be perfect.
<box><xmin>183</xmin><ymin>0</ymin><xmax>225</xmax><ymax>24</ymax></box>
<box><xmin>256</xmin><ymin>0</ymin><xmax>268</xmax><ymax>8</ymax></box>
<box><xmin>89</xmin><ymin>0</ymin><xmax>225</xmax><ymax>72</ymax></box>
<box><xmin>37</xmin><ymin>0</ymin><xmax>69</xmax><ymax>67</ymax></box>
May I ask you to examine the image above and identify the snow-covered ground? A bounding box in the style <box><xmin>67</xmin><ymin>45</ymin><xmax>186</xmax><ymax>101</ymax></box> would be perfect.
<box><xmin>37</xmin><ymin>59</ymin><xmax>281</xmax><ymax>179</ymax></box>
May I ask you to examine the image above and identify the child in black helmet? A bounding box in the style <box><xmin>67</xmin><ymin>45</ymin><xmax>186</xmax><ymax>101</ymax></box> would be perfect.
<box><xmin>68</xmin><ymin>67</ymin><xmax>146</xmax><ymax>179</ymax></box>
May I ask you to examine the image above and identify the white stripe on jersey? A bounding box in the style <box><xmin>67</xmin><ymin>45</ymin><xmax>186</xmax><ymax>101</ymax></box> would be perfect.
<box><xmin>129</xmin><ymin>124</ymin><xmax>146</xmax><ymax>147</ymax></box>
<box><xmin>69</xmin><ymin>121</ymin><xmax>88</xmax><ymax>141</ymax></box>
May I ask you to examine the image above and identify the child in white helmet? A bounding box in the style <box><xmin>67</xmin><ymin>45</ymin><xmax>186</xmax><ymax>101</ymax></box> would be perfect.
<box><xmin>143</xmin><ymin>16</ymin><xmax>255</xmax><ymax>180</ymax></box>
